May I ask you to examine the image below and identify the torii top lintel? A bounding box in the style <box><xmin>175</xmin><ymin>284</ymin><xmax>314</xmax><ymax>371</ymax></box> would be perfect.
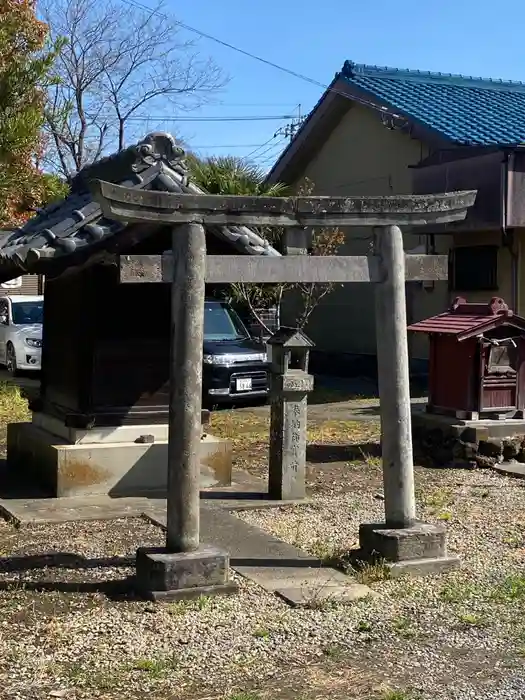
<box><xmin>90</xmin><ymin>180</ymin><xmax>477</xmax><ymax>229</ymax></box>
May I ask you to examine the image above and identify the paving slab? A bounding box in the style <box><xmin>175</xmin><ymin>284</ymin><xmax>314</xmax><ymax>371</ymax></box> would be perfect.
<box><xmin>144</xmin><ymin>506</ymin><xmax>372</xmax><ymax>607</ymax></box>
<box><xmin>491</xmin><ymin>461</ymin><xmax>525</xmax><ymax>479</ymax></box>
<box><xmin>0</xmin><ymin>495</ymin><xmax>148</xmax><ymax>525</ymax></box>
<box><xmin>232</xmin><ymin>564</ymin><xmax>350</xmax><ymax>590</ymax></box>
<box><xmin>145</xmin><ymin>507</ymin><xmax>373</xmax><ymax>600</ymax></box>
<box><xmin>276</xmin><ymin>583</ymin><xmax>373</xmax><ymax>607</ymax></box>
<box><xmin>0</xmin><ymin>492</ymin><xmax>310</xmax><ymax>526</ymax></box>
<box><xmin>202</xmin><ymin>495</ymin><xmax>311</xmax><ymax>510</ymax></box>
<box><xmin>0</xmin><ymin>463</ymin><xmax>312</xmax><ymax>525</ymax></box>
<box><xmin>0</xmin><ymin>495</ymin><xmax>322</xmax><ymax>567</ymax></box>
<box><xmin>143</xmin><ymin>504</ymin><xmax>321</xmax><ymax>567</ymax></box>
<box><xmin>233</xmin><ymin>564</ymin><xmax>373</xmax><ymax>602</ymax></box>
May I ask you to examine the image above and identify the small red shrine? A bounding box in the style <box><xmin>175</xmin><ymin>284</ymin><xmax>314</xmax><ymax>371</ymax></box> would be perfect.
<box><xmin>408</xmin><ymin>297</ymin><xmax>525</xmax><ymax>420</ymax></box>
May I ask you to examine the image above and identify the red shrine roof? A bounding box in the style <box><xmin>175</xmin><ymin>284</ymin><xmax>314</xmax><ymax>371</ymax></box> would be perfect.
<box><xmin>408</xmin><ymin>297</ymin><xmax>525</xmax><ymax>341</ymax></box>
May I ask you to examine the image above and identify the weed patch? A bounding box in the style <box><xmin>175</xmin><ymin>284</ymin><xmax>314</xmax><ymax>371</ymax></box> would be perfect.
<box><xmin>491</xmin><ymin>574</ymin><xmax>525</xmax><ymax>602</ymax></box>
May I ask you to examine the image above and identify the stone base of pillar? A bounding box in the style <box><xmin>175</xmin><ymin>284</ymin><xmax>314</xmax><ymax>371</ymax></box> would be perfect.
<box><xmin>135</xmin><ymin>545</ymin><xmax>238</xmax><ymax>601</ymax></box>
<box><xmin>357</xmin><ymin>521</ymin><xmax>460</xmax><ymax>578</ymax></box>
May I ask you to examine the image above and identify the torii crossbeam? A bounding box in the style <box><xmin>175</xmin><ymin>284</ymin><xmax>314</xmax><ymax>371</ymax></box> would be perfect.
<box><xmin>91</xmin><ymin>181</ymin><xmax>476</xmax><ymax>598</ymax></box>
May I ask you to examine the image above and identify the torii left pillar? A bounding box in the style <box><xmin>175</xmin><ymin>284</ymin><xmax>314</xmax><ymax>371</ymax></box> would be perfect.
<box><xmin>135</xmin><ymin>222</ymin><xmax>237</xmax><ymax>601</ymax></box>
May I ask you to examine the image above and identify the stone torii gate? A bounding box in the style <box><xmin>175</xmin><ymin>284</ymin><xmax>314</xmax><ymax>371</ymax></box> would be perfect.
<box><xmin>92</xmin><ymin>181</ymin><xmax>476</xmax><ymax>599</ymax></box>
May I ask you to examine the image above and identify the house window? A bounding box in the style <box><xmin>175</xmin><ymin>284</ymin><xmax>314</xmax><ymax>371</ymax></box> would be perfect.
<box><xmin>449</xmin><ymin>245</ymin><xmax>498</xmax><ymax>292</ymax></box>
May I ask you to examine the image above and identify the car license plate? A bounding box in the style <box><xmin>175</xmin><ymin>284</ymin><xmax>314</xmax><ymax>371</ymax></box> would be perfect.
<box><xmin>236</xmin><ymin>378</ymin><xmax>252</xmax><ymax>392</ymax></box>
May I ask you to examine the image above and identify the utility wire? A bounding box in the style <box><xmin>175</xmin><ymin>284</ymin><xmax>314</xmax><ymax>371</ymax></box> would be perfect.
<box><xmin>254</xmin><ymin>142</ymin><xmax>289</xmax><ymax>165</ymax></box>
<box><xmin>118</xmin><ymin>0</ymin><xmax>405</xmax><ymax>123</ymax></box>
<box><xmin>190</xmin><ymin>143</ymin><xmax>273</xmax><ymax>149</ymax></box>
<box><xmin>244</xmin><ymin>135</ymin><xmax>281</xmax><ymax>159</ymax></box>
<box><xmin>189</xmin><ymin>139</ymin><xmax>287</xmax><ymax>161</ymax></box>
<box><xmin>258</xmin><ymin>149</ymin><xmax>287</xmax><ymax>167</ymax></box>
<box><xmin>208</xmin><ymin>103</ymin><xmax>301</xmax><ymax>107</ymax></box>
<box><xmin>88</xmin><ymin>114</ymin><xmax>295</xmax><ymax>123</ymax></box>
<box><xmin>250</xmin><ymin>141</ymin><xmax>287</xmax><ymax>163</ymax></box>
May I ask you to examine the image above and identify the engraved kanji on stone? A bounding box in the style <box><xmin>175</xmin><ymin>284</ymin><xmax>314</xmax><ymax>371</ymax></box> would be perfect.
<box><xmin>267</xmin><ymin>328</ymin><xmax>315</xmax><ymax>501</ymax></box>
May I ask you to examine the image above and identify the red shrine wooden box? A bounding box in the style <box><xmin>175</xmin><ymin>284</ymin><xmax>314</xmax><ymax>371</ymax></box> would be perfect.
<box><xmin>408</xmin><ymin>297</ymin><xmax>525</xmax><ymax>420</ymax></box>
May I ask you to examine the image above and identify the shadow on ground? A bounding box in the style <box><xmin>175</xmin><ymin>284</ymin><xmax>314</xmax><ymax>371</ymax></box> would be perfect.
<box><xmin>0</xmin><ymin>576</ymin><xmax>136</xmax><ymax>598</ymax></box>
<box><xmin>0</xmin><ymin>552</ymin><xmax>137</xmax><ymax>599</ymax></box>
<box><xmin>0</xmin><ymin>552</ymin><xmax>134</xmax><ymax>572</ymax></box>
<box><xmin>309</xmin><ymin>376</ymin><xmax>378</xmax><ymax>405</ymax></box>
<box><xmin>334</xmin><ymin>405</ymin><xmax>381</xmax><ymax>417</ymax></box>
<box><xmin>307</xmin><ymin>442</ymin><xmax>381</xmax><ymax>464</ymax></box>
<box><xmin>0</xmin><ymin>458</ymin><xmax>49</xmax><ymax>499</ymax></box>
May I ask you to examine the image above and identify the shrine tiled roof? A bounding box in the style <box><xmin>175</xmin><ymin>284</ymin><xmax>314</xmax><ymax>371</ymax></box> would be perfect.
<box><xmin>0</xmin><ymin>132</ymin><xmax>280</xmax><ymax>283</ymax></box>
<box><xmin>340</xmin><ymin>61</ymin><xmax>525</xmax><ymax>147</ymax></box>
<box><xmin>408</xmin><ymin>297</ymin><xmax>525</xmax><ymax>341</ymax></box>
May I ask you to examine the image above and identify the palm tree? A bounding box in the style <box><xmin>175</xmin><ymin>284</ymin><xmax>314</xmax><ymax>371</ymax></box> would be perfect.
<box><xmin>186</xmin><ymin>154</ymin><xmax>288</xmax><ymax>336</ymax></box>
<box><xmin>187</xmin><ymin>155</ymin><xmax>288</xmax><ymax>197</ymax></box>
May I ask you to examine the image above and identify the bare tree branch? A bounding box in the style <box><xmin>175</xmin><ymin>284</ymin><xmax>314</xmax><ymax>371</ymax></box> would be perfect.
<box><xmin>221</xmin><ymin>179</ymin><xmax>345</xmax><ymax>334</ymax></box>
<box><xmin>41</xmin><ymin>0</ymin><xmax>227</xmax><ymax>178</ymax></box>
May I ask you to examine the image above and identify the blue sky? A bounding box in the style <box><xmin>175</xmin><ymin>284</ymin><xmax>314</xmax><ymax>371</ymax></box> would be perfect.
<box><xmin>140</xmin><ymin>0</ymin><xmax>525</xmax><ymax>169</ymax></box>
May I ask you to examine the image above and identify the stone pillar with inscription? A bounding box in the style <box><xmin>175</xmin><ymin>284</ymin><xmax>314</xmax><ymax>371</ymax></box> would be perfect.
<box><xmin>267</xmin><ymin>328</ymin><xmax>314</xmax><ymax>500</ymax></box>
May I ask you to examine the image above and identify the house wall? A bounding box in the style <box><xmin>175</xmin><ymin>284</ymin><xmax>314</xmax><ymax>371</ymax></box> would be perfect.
<box><xmin>280</xmin><ymin>103</ymin><xmax>518</xmax><ymax>366</ymax></box>
<box><xmin>282</xmin><ymin>102</ymin><xmax>438</xmax><ymax>358</ymax></box>
<box><xmin>412</xmin><ymin>150</ymin><xmax>505</xmax><ymax>231</ymax></box>
<box><xmin>517</xmin><ymin>231</ymin><xmax>525</xmax><ymax>314</ymax></box>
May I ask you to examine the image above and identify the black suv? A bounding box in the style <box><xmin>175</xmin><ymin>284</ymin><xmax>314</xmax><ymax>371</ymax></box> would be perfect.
<box><xmin>202</xmin><ymin>299</ymin><xmax>269</xmax><ymax>405</ymax></box>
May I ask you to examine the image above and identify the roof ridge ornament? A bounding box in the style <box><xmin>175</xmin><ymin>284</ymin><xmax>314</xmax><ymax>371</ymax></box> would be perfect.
<box><xmin>450</xmin><ymin>296</ymin><xmax>510</xmax><ymax>317</ymax></box>
<box><xmin>134</xmin><ymin>132</ymin><xmax>188</xmax><ymax>181</ymax></box>
<box><xmin>71</xmin><ymin>132</ymin><xmax>189</xmax><ymax>193</ymax></box>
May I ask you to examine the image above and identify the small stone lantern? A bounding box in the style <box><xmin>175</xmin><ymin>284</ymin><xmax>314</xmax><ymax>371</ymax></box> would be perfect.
<box><xmin>267</xmin><ymin>327</ymin><xmax>315</xmax><ymax>500</ymax></box>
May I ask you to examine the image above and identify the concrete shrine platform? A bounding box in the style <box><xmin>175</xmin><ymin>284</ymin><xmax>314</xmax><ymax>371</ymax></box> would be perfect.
<box><xmin>7</xmin><ymin>415</ymin><xmax>232</xmax><ymax>497</ymax></box>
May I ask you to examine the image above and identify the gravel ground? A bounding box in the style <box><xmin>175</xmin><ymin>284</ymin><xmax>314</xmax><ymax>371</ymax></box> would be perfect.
<box><xmin>235</xmin><ymin>466</ymin><xmax>525</xmax><ymax>700</ymax></box>
<box><xmin>0</xmin><ymin>466</ymin><xmax>524</xmax><ymax>700</ymax></box>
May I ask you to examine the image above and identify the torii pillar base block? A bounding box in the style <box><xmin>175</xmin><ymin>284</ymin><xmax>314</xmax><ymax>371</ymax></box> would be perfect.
<box><xmin>135</xmin><ymin>545</ymin><xmax>238</xmax><ymax>601</ymax></box>
<box><xmin>357</xmin><ymin>521</ymin><xmax>461</xmax><ymax>578</ymax></box>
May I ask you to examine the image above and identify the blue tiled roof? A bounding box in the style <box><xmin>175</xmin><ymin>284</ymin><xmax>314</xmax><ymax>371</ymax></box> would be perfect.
<box><xmin>340</xmin><ymin>61</ymin><xmax>525</xmax><ymax>146</ymax></box>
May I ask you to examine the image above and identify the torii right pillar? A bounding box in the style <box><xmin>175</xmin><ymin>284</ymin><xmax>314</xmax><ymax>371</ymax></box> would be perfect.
<box><xmin>358</xmin><ymin>225</ymin><xmax>460</xmax><ymax>576</ymax></box>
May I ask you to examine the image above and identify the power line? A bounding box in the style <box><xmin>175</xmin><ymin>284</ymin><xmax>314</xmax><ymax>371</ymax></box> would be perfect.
<box><xmin>252</xmin><ymin>142</ymin><xmax>288</xmax><ymax>165</ymax></box>
<box><xmin>251</xmin><ymin>142</ymin><xmax>287</xmax><ymax>163</ymax></box>
<box><xmin>258</xmin><ymin>149</ymin><xmax>287</xmax><ymax>167</ymax></box>
<box><xmin>88</xmin><ymin>114</ymin><xmax>295</xmax><ymax>123</ymax></box>
<box><xmin>118</xmin><ymin>0</ymin><xmax>405</xmax><ymax>123</ymax></box>
<box><xmin>189</xmin><ymin>143</ymin><xmax>273</xmax><ymax>149</ymax></box>
<box><xmin>208</xmin><ymin>103</ymin><xmax>302</xmax><ymax>107</ymax></box>
<box><xmin>244</xmin><ymin>135</ymin><xmax>281</xmax><ymax>160</ymax></box>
